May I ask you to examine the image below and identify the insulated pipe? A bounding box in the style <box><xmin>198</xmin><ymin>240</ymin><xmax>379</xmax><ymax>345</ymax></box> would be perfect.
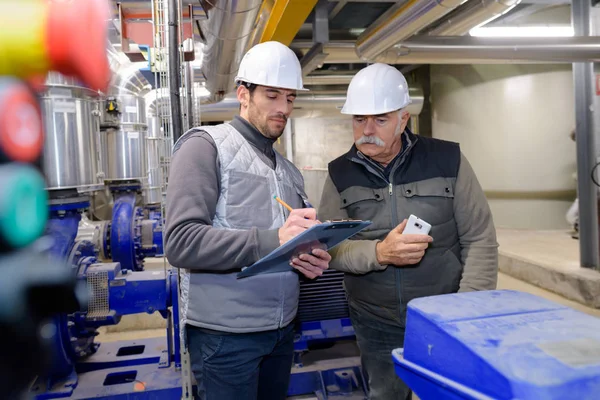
<box><xmin>355</xmin><ymin>0</ymin><xmax>468</xmax><ymax>61</ymax></box>
<box><xmin>303</xmin><ymin>75</ymin><xmax>355</xmax><ymax>86</ymax></box>
<box><xmin>426</xmin><ymin>0</ymin><xmax>521</xmax><ymax>36</ymax></box>
<box><xmin>197</xmin><ymin>87</ymin><xmax>424</xmax><ymax>122</ymax></box>
<box><xmin>293</xmin><ymin>38</ymin><xmax>600</xmax><ymax>64</ymax></box>
<box><xmin>168</xmin><ymin>0</ymin><xmax>183</xmax><ymax>142</ymax></box>
<box><xmin>197</xmin><ymin>0</ymin><xmax>264</xmax><ymax>103</ymax></box>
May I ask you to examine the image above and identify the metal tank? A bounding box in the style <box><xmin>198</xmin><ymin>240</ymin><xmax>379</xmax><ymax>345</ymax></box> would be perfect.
<box><xmin>40</xmin><ymin>72</ymin><xmax>103</xmax><ymax>191</ymax></box>
<box><xmin>99</xmin><ymin>51</ymin><xmax>151</xmax><ymax>184</ymax></box>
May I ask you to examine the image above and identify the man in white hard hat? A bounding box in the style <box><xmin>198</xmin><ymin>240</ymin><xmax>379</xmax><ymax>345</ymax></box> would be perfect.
<box><xmin>164</xmin><ymin>41</ymin><xmax>331</xmax><ymax>400</ymax></box>
<box><xmin>318</xmin><ymin>63</ymin><xmax>499</xmax><ymax>399</ymax></box>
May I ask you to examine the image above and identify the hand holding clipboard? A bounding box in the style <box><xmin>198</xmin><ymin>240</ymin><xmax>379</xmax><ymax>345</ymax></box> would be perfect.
<box><xmin>238</xmin><ymin>196</ymin><xmax>371</xmax><ymax>279</ymax></box>
<box><xmin>273</xmin><ymin>196</ymin><xmax>330</xmax><ymax>278</ymax></box>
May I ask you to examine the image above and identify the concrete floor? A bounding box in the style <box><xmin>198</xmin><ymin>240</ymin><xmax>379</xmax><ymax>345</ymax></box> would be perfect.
<box><xmin>497</xmin><ymin>228</ymin><xmax>600</xmax><ymax>308</ymax></box>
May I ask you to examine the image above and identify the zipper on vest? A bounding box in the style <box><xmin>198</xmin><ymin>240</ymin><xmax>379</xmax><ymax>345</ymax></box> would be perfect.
<box><xmin>388</xmin><ymin>166</ymin><xmax>403</xmax><ymax>323</ymax></box>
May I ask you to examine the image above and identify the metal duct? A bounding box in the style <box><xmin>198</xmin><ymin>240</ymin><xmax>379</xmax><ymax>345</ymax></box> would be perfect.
<box><xmin>197</xmin><ymin>86</ymin><xmax>424</xmax><ymax>122</ymax></box>
<box><xmin>355</xmin><ymin>0</ymin><xmax>467</xmax><ymax>61</ymax></box>
<box><xmin>245</xmin><ymin>0</ymin><xmax>274</xmax><ymax>51</ymax></box>
<box><xmin>303</xmin><ymin>75</ymin><xmax>354</xmax><ymax>86</ymax></box>
<box><xmin>426</xmin><ymin>0</ymin><xmax>521</xmax><ymax>36</ymax></box>
<box><xmin>198</xmin><ymin>0</ymin><xmax>264</xmax><ymax>103</ymax></box>
<box><xmin>293</xmin><ymin>38</ymin><xmax>600</xmax><ymax>64</ymax></box>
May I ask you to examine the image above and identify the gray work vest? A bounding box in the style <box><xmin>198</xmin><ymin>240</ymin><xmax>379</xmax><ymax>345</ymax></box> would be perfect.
<box><xmin>178</xmin><ymin>123</ymin><xmax>308</xmax><ymax>333</ymax></box>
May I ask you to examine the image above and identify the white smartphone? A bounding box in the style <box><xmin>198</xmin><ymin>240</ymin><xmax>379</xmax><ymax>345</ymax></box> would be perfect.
<box><xmin>402</xmin><ymin>214</ymin><xmax>432</xmax><ymax>235</ymax></box>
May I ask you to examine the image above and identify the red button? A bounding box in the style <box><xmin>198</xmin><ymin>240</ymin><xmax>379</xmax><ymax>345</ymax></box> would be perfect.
<box><xmin>0</xmin><ymin>84</ymin><xmax>43</xmax><ymax>162</ymax></box>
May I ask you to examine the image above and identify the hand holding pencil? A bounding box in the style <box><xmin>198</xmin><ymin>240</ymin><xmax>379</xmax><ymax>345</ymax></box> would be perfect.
<box><xmin>274</xmin><ymin>196</ymin><xmax>330</xmax><ymax>279</ymax></box>
<box><xmin>275</xmin><ymin>196</ymin><xmax>319</xmax><ymax>245</ymax></box>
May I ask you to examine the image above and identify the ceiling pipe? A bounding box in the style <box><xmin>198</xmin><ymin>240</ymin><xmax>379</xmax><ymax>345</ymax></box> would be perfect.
<box><xmin>197</xmin><ymin>86</ymin><xmax>424</xmax><ymax>122</ymax></box>
<box><xmin>425</xmin><ymin>0</ymin><xmax>521</xmax><ymax>36</ymax></box>
<box><xmin>245</xmin><ymin>0</ymin><xmax>275</xmax><ymax>51</ymax></box>
<box><xmin>293</xmin><ymin>37</ymin><xmax>600</xmax><ymax>64</ymax></box>
<box><xmin>303</xmin><ymin>75</ymin><xmax>354</xmax><ymax>85</ymax></box>
<box><xmin>355</xmin><ymin>0</ymin><xmax>468</xmax><ymax>61</ymax></box>
<box><xmin>197</xmin><ymin>0</ymin><xmax>264</xmax><ymax>104</ymax></box>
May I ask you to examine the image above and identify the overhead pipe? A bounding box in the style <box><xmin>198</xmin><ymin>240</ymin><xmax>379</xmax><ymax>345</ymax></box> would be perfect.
<box><xmin>425</xmin><ymin>0</ymin><xmax>521</xmax><ymax>36</ymax></box>
<box><xmin>355</xmin><ymin>0</ymin><xmax>468</xmax><ymax>61</ymax></box>
<box><xmin>245</xmin><ymin>0</ymin><xmax>275</xmax><ymax>51</ymax></box>
<box><xmin>292</xmin><ymin>38</ymin><xmax>600</xmax><ymax>64</ymax></box>
<box><xmin>303</xmin><ymin>75</ymin><xmax>354</xmax><ymax>86</ymax></box>
<box><xmin>196</xmin><ymin>87</ymin><xmax>424</xmax><ymax>122</ymax></box>
<box><xmin>197</xmin><ymin>0</ymin><xmax>264</xmax><ymax>103</ymax></box>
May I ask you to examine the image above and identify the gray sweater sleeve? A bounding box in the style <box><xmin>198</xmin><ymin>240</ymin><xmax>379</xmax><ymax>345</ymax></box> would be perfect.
<box><xmin>454</xmin><ymin>153</ymin><xmax>499</xmax><ymax>292</ymax></box>
<box><xmin>318</xmin><ymin>175</ymin><xmax>386</xmax><ymax>274</ymax></box>
<box><xmin>164</xmin><ymin>132</ymin><xmax>280</xmax><ymax>271</ymax></box>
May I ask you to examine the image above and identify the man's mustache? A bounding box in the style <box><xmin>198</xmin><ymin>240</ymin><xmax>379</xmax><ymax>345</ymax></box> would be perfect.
<box><xmin>356</xmin><ymin>136</ymin><xmax>385</xmax><ymax>147</ymax></box>
<box><xmin>269</xmin><ymin>113</ymin><xmax>288</xmax><ymax>122</ymax></box>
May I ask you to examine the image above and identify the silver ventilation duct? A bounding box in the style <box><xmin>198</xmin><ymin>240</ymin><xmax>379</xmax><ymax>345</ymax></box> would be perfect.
<box><xmin>303</xmin><ymin>75</ymin><xmax>355</xmax><ymax>86</ymax></box>
<box><xmin>197</xmin><ymin>86</ymin><xmax>424</xmax><ymax>122</ymax></box>
<box><xmin>355</xmin><ymin>0</ymin><xmax>468</xmax><ymax>61</ymax></box>
<box><xmin>293</xmin><ymin>37</ymin><xmax>600</xmax><ymax>64</ymax></box>
<box><xmin>198</xmin><ymin>0</ymin><xmax>264</xmax><ymax>103</ymax></box>
<box><xmin>426</xmin><ymin>0</ymin><xmax>521</xmax><ymax>36</ymax></box>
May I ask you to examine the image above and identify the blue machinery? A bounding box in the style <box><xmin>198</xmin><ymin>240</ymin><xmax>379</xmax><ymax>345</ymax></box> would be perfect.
<box><xmin>30</xmin><ymin>190</ymin><xmax>182</xmax><ymax>399</ymax></box>
<box><xmin>37</xmin><ymin>194</ymin><xmax>600</xmax><ymax>400</ymax></box>
<box><xmin>101</xmin><ymin>183</ymin><xmax>164</xmax><ymax>272</ymax></box>
<box><xmin>31</xmin><ymin>188</ymin><xmax>600</xmax><ymax>400</ymax></box>
<box><xmin>33</xmin><ymin>189</ymin><xmax>368</xmax><ymax>399</ymax></box>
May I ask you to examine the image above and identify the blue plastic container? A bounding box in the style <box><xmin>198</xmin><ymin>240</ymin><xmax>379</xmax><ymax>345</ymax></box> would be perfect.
<box><xmin>393</xmin><ymin>290</ymin><xmax>600</xmax><ymax>400</ymax></box>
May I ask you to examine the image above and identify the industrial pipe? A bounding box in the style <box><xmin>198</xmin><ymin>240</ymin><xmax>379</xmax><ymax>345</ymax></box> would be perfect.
<box><xmin>293</xmin><ymin>37</ymin><xmax>600</xmax><ymax>64</ymax></box>
<box><xmin>355</xmin><ymin>0</ymin><xmax>467</xmax><ymax>61</ymax></box>
<box><xmin>426</xmin><ymin>0</ymin><xmax>521</xmax><ymax>36</ymax></box>
<box><xmin>197</xmin><ymin>87</ymin><xmax>424</xmax><ymax>122</ymax></box>
<box><xmin>572</xmin><ymin>0</ymin><xmax>599</xmax><ymax>269</ymax></box>
<box><xmin>197</xmin><ymin>0</ymin><xmax>264</xmax><ymax>103</ymax></box>
<box><xmin>303</xmin><ymin>75</ymin><xmax>355</xmax><ymax>86</ymax></box>
<box><xmin>184</xmin><ymin>62</ymin><xmax>194</xmax><ymax>131</ymax></box>
<box><xmin>168</xmin><ymin>0</ymin><xmax>183</xmax><ymax>142</ymax></box>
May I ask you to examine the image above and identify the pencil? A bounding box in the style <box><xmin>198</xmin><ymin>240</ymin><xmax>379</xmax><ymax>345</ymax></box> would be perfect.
<box><xmin>273</xmin><ymin>196</ymin><xmax>293</xmax><ymax>212</ymax></box>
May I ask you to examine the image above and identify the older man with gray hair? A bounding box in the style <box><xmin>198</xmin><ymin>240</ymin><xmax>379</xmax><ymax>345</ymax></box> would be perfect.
<box><xmin>318</xmin><ymin>63</ymin><xmax>499</xmax><ymax>399</ymax></box>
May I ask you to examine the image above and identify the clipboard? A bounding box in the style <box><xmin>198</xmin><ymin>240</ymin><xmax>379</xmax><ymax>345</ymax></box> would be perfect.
<box><xmin>237</xmin><ymin>220</ymin><xmax>372</xmax><ymax>279</ymax></box>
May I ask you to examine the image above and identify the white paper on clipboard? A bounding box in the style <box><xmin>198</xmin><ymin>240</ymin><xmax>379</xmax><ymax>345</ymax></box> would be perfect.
<box><xmin>237</xmin><ymin>220</ymin><xmax>371</xmax><ymax>279</ymax></box>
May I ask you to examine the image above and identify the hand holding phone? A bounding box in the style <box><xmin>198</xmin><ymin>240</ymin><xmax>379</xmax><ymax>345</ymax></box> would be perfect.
<box><xmin>402</xmin><ymin>214</ymin><xmax>432</xmax><ymax>235</ymax></box>
<box><xmin>376</xmin><ymin>215</ymin><xmax>433</xmax><ymax>266</ymax></box>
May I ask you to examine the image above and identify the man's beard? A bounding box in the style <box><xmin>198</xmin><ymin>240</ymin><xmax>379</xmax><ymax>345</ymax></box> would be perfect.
<box><xmin>248</xmin><ymin>101</ymin><xmax>287</xmax><ymax>139</ymax></box>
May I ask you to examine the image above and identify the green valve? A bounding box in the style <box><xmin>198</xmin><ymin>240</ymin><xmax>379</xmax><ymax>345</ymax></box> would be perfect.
<box><xmin>0</xmin><ymin>163</ymin><xmax>48</xmax><ymax>249</ymax></box>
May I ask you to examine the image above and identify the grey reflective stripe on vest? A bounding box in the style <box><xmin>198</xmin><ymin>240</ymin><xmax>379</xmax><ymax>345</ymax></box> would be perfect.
<box><xmin>177</xmin><ymin>123</ymin><xmax>307</xmax><ymax>333</ymax></box>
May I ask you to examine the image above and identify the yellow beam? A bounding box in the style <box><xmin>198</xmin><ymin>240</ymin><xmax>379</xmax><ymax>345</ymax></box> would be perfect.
<box><xmin>259</xmin><ymin>0</ymin><xmax>318</xmax><ymax>46</ymax></box>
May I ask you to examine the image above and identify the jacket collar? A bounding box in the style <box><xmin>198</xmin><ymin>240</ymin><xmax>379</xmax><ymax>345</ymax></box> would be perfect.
<box><xmin>230</xmin><ymin>115</ymin><xmax>277</xmax><ymax>158</ymax></box>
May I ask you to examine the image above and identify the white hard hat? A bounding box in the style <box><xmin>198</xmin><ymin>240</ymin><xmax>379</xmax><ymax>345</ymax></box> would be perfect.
<box><xmin>234</xmin><ymin>41</ymin><xmax>308</xmax><ymax>91</ymax></box>
<box><xmin>341</xmin><ymin>63</ymin><xmax>411</xmax><ymax>115</ymax></box>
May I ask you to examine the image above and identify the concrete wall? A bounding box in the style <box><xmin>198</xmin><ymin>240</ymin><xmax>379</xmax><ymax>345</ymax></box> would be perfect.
<box><xmin>291</xmin><ymin>117</ymin><xmax>355</xmax><ymax>208</ymax></box>
<box><xmin>430</xmin><ymin>64</ymin><xmax>577</xmax><ymax>229</ymax></box>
